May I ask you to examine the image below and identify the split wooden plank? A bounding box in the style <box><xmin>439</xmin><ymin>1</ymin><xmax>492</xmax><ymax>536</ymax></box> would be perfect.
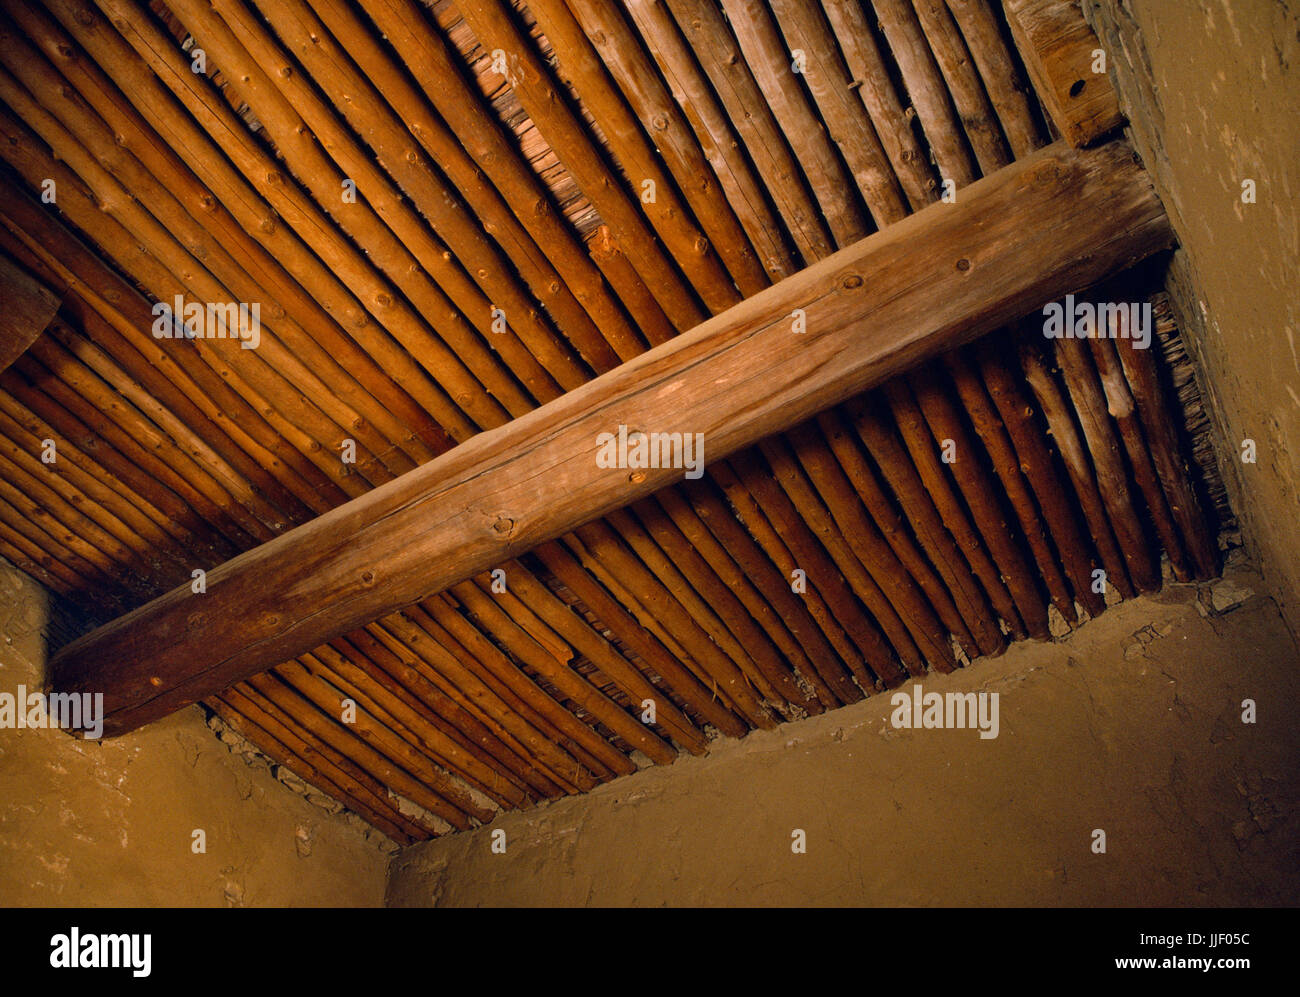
<box><xmin>49</xmin><ymin>138</ymin><xmax>1173</xmax><ymax>737</ymax></box>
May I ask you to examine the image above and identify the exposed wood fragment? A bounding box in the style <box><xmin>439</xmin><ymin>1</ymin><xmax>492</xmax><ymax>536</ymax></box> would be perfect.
<box><xmin>0</xmin><ymin>251</ymin><xmax>58</xmax><ymax>374</ymax></box>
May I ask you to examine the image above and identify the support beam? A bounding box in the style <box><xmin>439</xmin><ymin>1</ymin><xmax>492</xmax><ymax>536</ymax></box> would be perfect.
<box><xmin>1003</xmin><ymin>0</ymin><xmax>1124</xmax><ymax>146</ymax></box>
<box><xmin>50</xmin><ymin>138</ymin><xmax>1172</xmax><ymax>737</ymax></box>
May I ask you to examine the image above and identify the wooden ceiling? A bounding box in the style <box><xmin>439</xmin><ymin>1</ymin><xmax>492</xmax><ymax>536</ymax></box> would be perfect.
<box><xmin>0</xmin><ymin>0</ymin><xmax>1225</xmax><ymax>842</ymax></box>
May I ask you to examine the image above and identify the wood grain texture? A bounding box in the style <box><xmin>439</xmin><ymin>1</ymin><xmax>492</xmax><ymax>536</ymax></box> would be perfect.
<box><xmin>49</xmin><ymin>138</ymin><xmax>1172</xmax><ymax>737</ymax></box>
<box><xmin>0</xmin><ymin>251</ymin><xmax>58</xmax><ymax>373</ymax></box>
<box><xmin>1002</xmin><ymin>0</ymin><xmax>1124</xmax><ymax>146</ymax></box>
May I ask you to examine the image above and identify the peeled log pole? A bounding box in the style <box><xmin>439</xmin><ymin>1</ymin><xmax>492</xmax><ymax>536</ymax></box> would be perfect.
<box><xmin>907</xmin><ymin>365</ymin><xmax>1051</xmax><ymax>639</ymax></box>
<box><xmin>1018</xmin><ymin>335</ymin><xmax>1135</xmax><ymax>597</ymax></box>
<box><xmin>942</xmin><ymin>349</ymin><xmax>1078</xmax><ymax>623</ymax></box>
<box><xmin>944</xmin><ymin>0</ymin><xmax>1045</xmax><ymax>158</ymax></box>
<box><xmin>1053</xmin><ymin>335</ymin><xmax>1161</xmax><ymax>593</ymax></box>
<box><xmin>1112</xmin><ymin>331</ymin><xmax>1219</xmax><ymax>579</ymax></box>
<box><xmin>1088</xmin><ymin>335</ymin><xmax>1191</xmax><ymax>581</ymax></box>
<box><xmin>49</xmin><ymin>139</ymin><xmax>1172</xmax><ymax>737</ymax></box>
<box><xmin>976</xmin><ymin>338</ymin><xmax>1105</xmax><ymax>616</ymax></box>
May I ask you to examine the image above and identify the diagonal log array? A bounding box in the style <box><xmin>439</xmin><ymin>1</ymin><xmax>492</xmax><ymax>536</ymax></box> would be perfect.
<box><xmin>0</xmin><ymin>0</ymin><xmax>1223</xmax><ymax>839</ymax></box>
<box><xmin>49</xmin><ymin>137</ymin><xmax>1173</xmax><ymax>736</ymax></box>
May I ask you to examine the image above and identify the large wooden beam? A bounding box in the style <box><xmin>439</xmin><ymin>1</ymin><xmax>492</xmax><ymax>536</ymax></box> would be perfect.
<box><xmin>50</xmin><ymin>138</ymin><xmax>1172</xmax><ymax>737</ymax></box>
<box><xmin>1002</xmin><ymin>0</ymin><xmax>1125</xmax><ymax>147</ymax></box>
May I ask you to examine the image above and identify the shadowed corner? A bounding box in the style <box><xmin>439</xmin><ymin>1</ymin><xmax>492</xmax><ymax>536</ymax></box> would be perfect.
<box><xmin>0</xmin><ymin>553</ymin><xmax>98</xmax><ymax>692</ymax></box>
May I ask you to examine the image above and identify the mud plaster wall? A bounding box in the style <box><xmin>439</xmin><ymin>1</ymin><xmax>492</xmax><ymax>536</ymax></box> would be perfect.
<box><xmin>0</xmin><ymin>558</ymin><xmax>391</xmax><ymax>906</ymax></box>
<box><xmin>1084</xmin><ymin>0</ymin><xmax>1300</xmax><ymax>634</ymax></box>
<box><xmin>387</xmin><ymin>559</ymin><xmax>1299</xmax><ymax>906</ymax></box>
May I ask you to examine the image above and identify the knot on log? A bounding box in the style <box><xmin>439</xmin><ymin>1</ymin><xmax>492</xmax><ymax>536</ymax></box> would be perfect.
<box><xmin>1031</xmin><ymin>163</ymin><xmax>1062</xmax><ymax>188</ymax></box>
